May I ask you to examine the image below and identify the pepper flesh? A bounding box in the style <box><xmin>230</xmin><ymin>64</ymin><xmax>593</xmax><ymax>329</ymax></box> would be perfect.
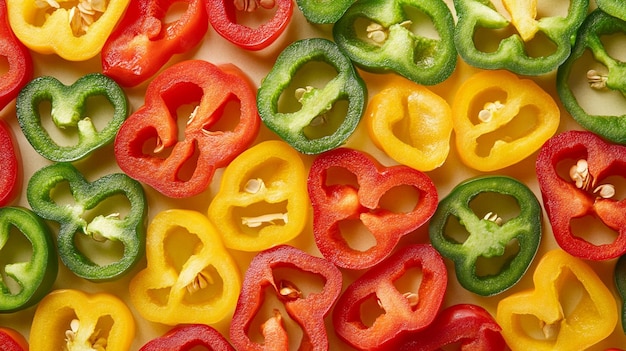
<box><xmin>596</xmin><ymin>0</ymin><xmax>626</xmax><ymax>21</ymax></box>
<box><xmin>295</xmin><ymin>0</ymin><xmax>353</xmax><ymax>24</ymax></box>
<box><xmin>615</xmin><ymin>254</ymin><xmax>626</xmax><ymax>334</ymax></box>
<box><xmin>0</xmin><ymin>120</ymin><xmax>19</xmax><ymax>207</ymax></box>
<box><xmin>139</xmin><ymin>324</ymin><xmax>235</xmax><ymax>351</ymax></box>
<box><xmin>0</xmin><ymin>327</ymin><xmax>28</xmax><ymax>351</ymax></box>
<box><xmin>0</xmin><ymin>0</ymin><xmax>32</xmax><ymax>110</ymax></box>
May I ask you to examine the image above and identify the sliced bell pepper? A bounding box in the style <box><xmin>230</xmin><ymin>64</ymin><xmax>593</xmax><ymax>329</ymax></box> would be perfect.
<box><xmin>0</xmin><ymin>327</ymin><xmax>28</xmax><ymax>351</ymax></box>
<box><xmin>16</xmin><ymin>72</ymin><xmax>129</xmax><ymax>162</ymax></box>
<box><xmin>101</xmin><ymin>0</ymin><xmax>209</xmax><ymax>87</ymax></box>
<box><xmin>129</xmin><ymin>209</ymin><xmax>241</xmax><ymax>326</ymax></box>
<box><xmin>26</xmin><ymin>162</ymin><xmax>147</xmax><ymax>282</ymax></box>
<box><xmin>256</xmin><ymin>38</ymin><xmax>367</xmax><ymax>154</ymax></box>
<box><xmin>207</xmin><ymin>140</ymin><xmax>308</xmax><ymax>252</ymax></box>
<box><xmin>556</xmin><ymin>9</ymin><xmax>626</xmax><ymax>145</ymax></box>
<box><xmin>307</xmin><ymin>147</ymin><xmax>438</xmax><ymax>270</ymax></box>
<box><xmin>333</xmin><ymin>244</ymin><xmax>448</xmax><ymax>351</ymax></box>
<box><xmin>0</xmin><ymin>120</ymin><xmax>19</xmax><ymax>207</ymax></box>
<box><xmin>0</xmin><ymin>206</ymin><xmax>57</xmax><ymax>313</ymax></box>
<box><xmin>29</xmin><ymin>289</ymin><xmax>135</xmax><ymax>351</ymax></box>
<box><xmin>0</xmin><ymin>0</ymin><xmax>32</xmax><ymax>111</ymax></box>
<box><xmin>207</xmin><ymin>0</ymin><xmax>293</xmax><ymax>51</ymax></box>
<box><xmin>230</xmin><ymin>244</ymin><xmax>342</xmax><ymax>351</ymax></box>
<box><xmin>615</xmin><ymin>254</ymin><xmax>626</xmax><ymax>334</ymax></box>
<box><xmin>597</xmin><ymin>0</ymin><xmax>626</xmax><ymax>21</ymax></box>
<box><xmin>139</xmin><ymin>324</ymin><xmax>235</xmax><ymax>351</ymax></box>
<box><xmin>536</xmin><ymin>130</ymin><xmax>626</xmax><ymax>260</ymax></box>
<box><xmin>453</xmin><ymin>0</ymin><xmax>588</xmax><ymax>75</ymax></box>
<box><xmin>452</xmin><ymin>69</ymin><xmax>560</xmax><ymax>172</ymax></box>
<box><xmin>6</xmin><ymin>0</ymin><xmax>130</xmax><ymax>61</ymax></box>
<box><xmin>295</xmin><ymin>0</ymin><xmax>353</xmax><ymax>24</ymax></box>
<box><xmin>429</xmin><ymin>175</ymin><xmax>542</xmax><ymax>296</ymax></box>
<box><xmin>114</xmin><ymin>59</ymin><xmax>260</xmax><ymax>198</ymax></box>
<box><xmin>365</xmin><ymin>76</ymin><xmax>453</xmax><ymax>171</ymax></box>
<box><xmin>496</xmin><ymin>249</ymin><xmax>617</xmax><ymax>350</ymax></box>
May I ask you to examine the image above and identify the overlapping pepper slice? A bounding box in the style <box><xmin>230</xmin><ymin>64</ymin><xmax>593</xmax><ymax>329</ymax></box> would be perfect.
<box><xmin>114</xmin><ymin>59</ymin><xmax>260</xmax><ymax>198</ymax></box>
<box><xmin>453</xmin><ymin>0</ymin><xmax>588</xmax><ymax>75</ymax></box>
<box><xmin>6</xmin><ymin>0</ymin><xmax>130</xmax><ymax>61</ymax></box>
<box><xmin>307</xmin><ymin>147</ymin><xmax>438</xmax><ymax>270</ymax></box>
<box><xmin>207</xmin><ymin>0</ymin><xmax>292</xmax><ymax>50</ymax></box>
<box><xmin>295</xmin><ymin>0</ymin><xmax>353</xmax><ymax>24</ymax></box>
<box><xmin>452</xmin><ymin>69</ymin><xmax>560</xmax><ymax>172</ymax></box>
<box><xmin>27</xmin><ymin>162</ymin><xmax>147</xmax><ymax>281</ymax></box>
<box><xmin>332</xmin><ymin>0</ymin><xmax>457</xmax><ymax>86</ymax></box>
<box><xmin>557</xmin><ymin>9</ymin><xmax>626</xmax><ymax>145</ymax></box>
<box><xmin>496</xmin><ymin>249</ymin><xmax>617</xmax><ymax>350</ymax></box>
<box><xmin>256</xmin><ymin>38</ymin><xmax>366</xmax><ymax>154</ymax></box>
<box><xmin>101</xmin><ymin>0</ymin><xmax>208</xmax><ymax>87</ymax></box>
<box><xmin>230</xmin><ymin>245</ymin><xmax>342</xmax><ymax>351</ymax></box>
<box><xmin>597</xmin><ymin>0</ymin><xmax>626</xmax><ymax>21</ymax></box>
<box><xmin>0</xmin><ymin>120</ymin><xmax>19</xmax><ymax>207</ymax></box>
<box><xmin>0</xmin><ymin>206</ymin><xmax>57</xmax><ymax>313</ymax></box>
<box><xmin>140</xmin><ymin>324</ymin><xmax>235</xmax><ymax>351</ymax></box>
<box><xmin>0</xmin><ymin>0</ymin><xmax>32</xmax><ymax>111</ymax></box>
<box><xmin>0</xmin><ymin>327</ymin><xmax>28</xmax><ymax>351</ymax></box>
<box><xmin>208</xmin><ymin>140</ymin><xmax>308</xmax><ymax>252</ymax></box>
<box><xmin>29</xmin><ymin>289</ymin><xmax>135</xmax><ymax>351</ymax></box>
<box><xmin>536</xmin><ymin>130</ymin><xmax>626</xmax><ymax>260</ymax></box>
<box><xmin>129</xmin><ymin>209</ymin><xmax>241</xmax><ymax>326</ymax></box>
<box><xmin>365</xmin><ymin>77</ymin><xmax>453</xmax><ymax>172</ymax></box>
<box><xmin>333</xmin><ymin>244</ymin><xmax>447</xmax><ymax>351</ymax></box>
<box><xmin>16</xmin><ymin>73</ymin><xmax>128</xmax><ymax>162</ymax></box>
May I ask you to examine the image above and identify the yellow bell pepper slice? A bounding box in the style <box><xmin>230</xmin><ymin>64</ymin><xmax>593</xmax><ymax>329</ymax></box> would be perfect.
<box><xmin>503</xmin><ymin>0</ymin><xmax>540</xmax><ymax>41</ymax></box>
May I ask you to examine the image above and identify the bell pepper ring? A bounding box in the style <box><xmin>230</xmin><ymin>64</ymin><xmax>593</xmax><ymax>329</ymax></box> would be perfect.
<box><xmin>256</xmin><ymin>37</ymin><xmax>367</xmax><ymax>154</ymax></box>
<box><xmin>26</xmin><ymin>162</ymin><xmax>147</xmax><ymax>282</ymax></box>
<box><xmin>307</xmin><ymin>147</ymin><xmax>438</xmax><ymax>270</ymax></box>
<box><xmin>129</xmin><ymin>209</ymin><xmax>242</xmax><ymax>326</ymax></box>
<box><xmin>0</xmin><ymin>0</ymin><xmax>32</xmax><ymax>111</ymax></box>
<box><xmin>114</xmin><ymin>59</ymin><xmax>260</xmax><ymax>198</ymax></box>
<box><xmin>139</xmin><ymin>324</ymin><xmax>235</xmax><ymax>351</ymax></box>
<box><xmin>207</xmin><ymin>0</ymin><xmax>293</xmax><ymax>51</ymax></box>
<box><xmin>429</xmin><ymin>175</ymin><xmax>542</xmax><ymax>296</ymax></box>
<box><xmin>6</xmin><ymin>0</ymin><xmax>130</xmax><ymax>61</ymax></box>
<box><xmin>295</xmin><ymin>0</ymin><xmax>353</xmax><ymax>24</ymax></box>
<box><xmin>496</xmin><ymin>249</ymin><xmax>618</xmax><ymax>350</ymax></box>
<box><xmin>0</xmin><ymin>206</ymin><xmax>57</xmax><ymax>313</ymax></box>
<box><xmin>453</xmin><ymin>0</ymin><xmax>588</xmax><ymax>75</ymax></box>
<box><xmin>0</xmin><ymin>120</ymin><xmax>19</xmax><ymax>207</ymax></box>
<box><xmin>229</xmin><ymin>244</ymin><xmax>342</xmax><ymax>351</ymax></box>
<box><xmin>101</xmin><ymin>0</ymin><xmax>209</xmax><ymax>87</ymax></box>
<box><xmin>332</xmin><ymin>244</ymin><xmax>448</xmax><ymax>351</ymax></box>
<box><xmin>0</xmin><ymin>327</ymin><xmax>28</xmax><ymax>351</ymax></box>
<box><xmin>16</xmin><ymin>72</ymin><xmax>129</xmax><ymax>162</ymax></box>
<box><xmin>208</xmin><ymin>140</ymin><xmax>309</xmax><ymax>252</ymax></box>
<box><xmin>29</xmin><ymin>289</ymin><xmax>135</xmax><ymax>351</ymax></box>
<box><xmin>536</xmin><ymin>130</ymin><xmax>626</xmax><ymax>260</ymax></box>
<box><xmin>452</xmin><ymin>69</ymin><xmax>560</xmax><ymax>172</ymax></box>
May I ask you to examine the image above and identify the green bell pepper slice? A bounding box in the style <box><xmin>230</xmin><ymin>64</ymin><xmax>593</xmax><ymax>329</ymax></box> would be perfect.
<box><xmin>453</xmin><ymin>0</ymin><xmax>588</xmax><ymax>75</ymax></box>
<box><xmin>429</xmin><ymin>175</ymin><xmax>542</xmax><ymax>296</ymax></box>
<box><xmin>615</xmin><ymin>253</ymin><xmax>626</xmax><ymax>334</ymax></box>
<box><xmin>257</xmin><ymin>38</ymin><xmax>367</xmax><ymax>154</ymax></box>
<box><xmin>295</xmin><ymin>0</ymin><xmax>354</xmax><ymax>24</ymax></box>
<box><xmin>0</xmin><ymin>206</ymin><xmax>57</xmax><ymax>313</ymax></box>
<box><xmin>27</xmin><ymin>163</ymin><xmax>147</xmax><ymax>282</ymax></box>
<box><xmin>557</xmin><ymin>9</ymin><xmax>626</xmax><ymax>145</ymax></box>
<box><xmin>16</xmin><ymin>73</ymin><xmax>128</xmax><ymax>162</ymax></box>
<box><xmin>597</xmin><ymin>0</ymin><xmax>626</xmax><ymax>21</ymax></box>
<box><xmin>332</xmin><ymin>0</ymin><xmax>456</xmax><ymax>85</ymax></box>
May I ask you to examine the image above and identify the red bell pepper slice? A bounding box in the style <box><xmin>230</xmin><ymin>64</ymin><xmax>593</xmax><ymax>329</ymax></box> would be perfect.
<box><xmin>307</xmin><ymin>147</ymin><xmax>438</xmax><ymax>270</ymax></box>
<box><xmin>114</xmin><ymin>59</ymin><xmax>260</xmax><ymax>198</ymax></box>
<box><xmin>101</xmin><ymin>0</ymin><xmax>208</xmax><ymax>87</ymax></box>
<box><xmin>536</xmin><ymin>130</ymin><xmax>626</xmax><ymax>260</ymax></box>
<box><xmin>0</xmin><ymin>0</ymin><xmax>32</xmax><ymax>110</ymax></box>
<box><xmin>207</xmin><ymin>0</ymin><xmax>293</xmax><ymax>50</ymax></box>
<box><xmin>0</xmin><ymin>120</ymin><xmax>19</xmax><ymax>207</ymax></box>
<box><xmin>0</xmin><ymin>327</ymin><xmax>28</xmax><ymax>351</ymax></box>
<box><xmin>332</xmin><ymin>244</ymin><xmax>448</xmax><ymax>351</ymax></box>
<box><xmin>229</xmin><ymin>245</ymin><xmax>342</xmax><ymax>351</ymax></box>
<box><xmin>140</xmin><ymin>324</ymin><xmax>235</xmax><ymax>351</ymax></box>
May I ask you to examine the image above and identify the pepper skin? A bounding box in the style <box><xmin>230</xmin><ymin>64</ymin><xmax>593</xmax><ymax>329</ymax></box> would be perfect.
<box><xmin>615</xmin><ymin>254</ymin><xmax>626</xmax><ymax>334</ymax></box>
<box><xmin>0</xmin><ymin>327</ymin><xmax>28</xmax><ymax>351</ymax></box>
<box><xmin>0</xmin><ymin>0</ymin><xmax>32</xmax><ymax>111</ymax></box>
<box><xmin>139</xmin><ymin>324</ymin><xmax>235</xmax><ymax>351</ymax></box>
<box><xmin>0</xmin><ymin>120</ymin><xmax>19</xmax><ymax>207</ymax></box>
<box><xmin>295</xmin><ymin>0</ymin><xmax>353</xmax><ymax>24</ymax></box>
<box><xmin>496</xmin><ymin>249</ymin><xmax>617</xmax><ymax>351</ymax></box>
<box><xmin>597</xmin><ymin>0</ymin><xmax>626</xmax><ymax>21</ymax></box>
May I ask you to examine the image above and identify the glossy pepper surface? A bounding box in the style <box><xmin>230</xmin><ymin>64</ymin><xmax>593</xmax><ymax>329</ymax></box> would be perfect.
<box><xmin>256</xmin><ymin>38</ymin><xmax>366</xmax><ymax>154</ymax></box>
<box><xmin>16</xmin><ymin>73</ymin><xmax>128</xmax><ymax>162</ymax></box>
<box><xmin>101</xmin><ymin>0</ymin><xmax>208</xmax><ymax>87</ymax></box>
<box><xmin>0</xmin><ymin>120</ymin><xmax>19</xmax><ymax>207</ymax></box>
<box><xmin>114</xmin><ymin>59</ymin><xmax>260</xmax><ymax>198</ymax></box>
<box><xmin>615</xmin><ymin>254</ymin><xmax>626</xmax><ymax>334</ymax></box>
<box><xmin>0</xmin><ymin>206</ymin><xmax>57</xmax><ymax>313</ymax></box>
<box><xmin>557</xmin><ymin>9</ymin><xmax>626</xmax><ymax>145</ymax></box>
<box><xmin>129</xmin><ymin>209</ymin><xmax>241</xmax><ymax>326</ymax></box>
<box><xmin>536</xmin><ymin>130</ymin><xmax>626</xmax><ymax>260</ymax></box>
<box><xmin>307</xmin><ymin>147</ymin><xmax>438</xmax><ymax>270</ymax></box>
<box><xmin>429</xmin><ymin>175</ymin><xmax>542</xmax><ymax>296</ymax></box>
<box><xmin>208</xmin><ymin>140</ymin><xmax>308</xmax><ymax>252</ymax></box>
<box><xmin>29</xmin><ymin>289</ymin><xmax>135</xmax><ymax>351</ymax></box>
<box><xmin>27</xmin><ymin>162</ymin><xmax>147</xmax><ymax>282</ymax></box>
<box><xmin>496</xmin><ymin>249</ymin><xmax>617</xmax><ymax>350</ymax></box>
<box><xmin>0</xmin><ymin>0</ymin><xmax>32</xmax><ymax>111</ymax></box>
<box><xmin>6</xmin><ymin>0</ymin><xmax>130</xmax><ymax>61</ymax></box>
<box><xmin>452</xmin><ymin>69</ymin><xmax>560</xmax><ymax>172</ymax></box>
<box><xmin>0</xmin><ymin>327</ymin><xmax>28</xmax><ymax>351</ymax></box>
<box><xmin>333</xmin><ymin>244</ymin><xmax>448</xmax><ymax>351</ymax></box>
<box><xmin>453</xmin><ymin>0</ymin><xmax>588</xmax><ymax>75</ymax></box>
<box><xmin>295</xmin><ymin>0</ymin><xmax>353</xmax><ymax>24</ymax></box>
<box><xmin>230</xmin><ymin>245</ymin><xmax>342</xmax><ymax>351</ymax></box>
<box><xmin>140</xmin><ymin>324</ymin><xmax>235</xmax><ymax>351</ymax></box>
<box><xmin>333</xmin><ymin>0</ymin><xmax>456</xmax><ymax>86</ymax></box>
